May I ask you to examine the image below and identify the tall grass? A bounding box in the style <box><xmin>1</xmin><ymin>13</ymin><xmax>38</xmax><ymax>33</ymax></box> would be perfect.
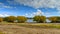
<box><xmin>0</xmin><ymin>31</ymin><xmax>5</xmax><ymax>34</ymax></box>
<box><xmin>18</xmin><ymin>23</ymin><xmax>60</xmax><ymax>29</ymax></box>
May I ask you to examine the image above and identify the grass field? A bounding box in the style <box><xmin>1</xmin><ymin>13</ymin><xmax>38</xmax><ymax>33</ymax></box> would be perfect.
<box><xmin>1</xmin><ymin>22</ymin><xmax>60</xmax><ymax>29</ymax></box>
<box><xmin>0</xmin><ymin>22</ymin><xmax>60</xmax><ymax>34</ymax></box>
<box><xmin>17</xmin><ymin>23</ymin><xmax>60</xmax><ymax>29</ymax></box>
<box><xmin>0</xmin><ymin>31</ymin><xmax>5</xmax><ymax>34</ymax></box>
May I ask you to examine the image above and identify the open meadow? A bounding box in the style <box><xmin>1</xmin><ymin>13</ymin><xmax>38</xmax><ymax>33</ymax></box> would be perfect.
<box><xmin>0</xmin><ymin>22</ymin><xmax>60</xmax><ymax>34</ymax></box>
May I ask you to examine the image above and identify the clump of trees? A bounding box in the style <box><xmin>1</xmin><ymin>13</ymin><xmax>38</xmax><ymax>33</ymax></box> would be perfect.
<box><xmin>3</xmin><ymin>16</ymin><xmax>27</xmax><ymax>23</ymax></box>
<box><xmin>33</xmin><ymin>16</ymin><xmax>46</xmax><ymax>23</ymax></box>
<box><xmin>0</xmin><ymin>17</ymin><xmax>3</xmax><ymax>22</ymax></box>
<box><xmin>56</xmin><ymin>17</ymin><xmax>60</xmax><ymax>22</ymax></box>
<box><xmin>48</xmin><ymin>16</ymin><xmax>60</xmax><ymax>23</ymax></box>
<box><xmin>48</xmin><ymin>17</ymin><xmax>57</xmax><ymax>23</ymax></box>
<box><xmin>0</xmin><ymin>15</ymin><xmax>60</xmax><ymax>23</ymax></box>
<box><xmin>4</xmin><ymin>16</ymin><xmax>16</xmax><ymax>22</ymax></box>
<box><xmin>17</xmin><ymin>16</ymin><xmax>27</xmax><ymax>23</ymax></box>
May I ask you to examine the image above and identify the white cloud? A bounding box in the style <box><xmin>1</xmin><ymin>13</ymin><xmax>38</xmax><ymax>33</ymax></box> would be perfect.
<box><xmin>33</xmin><ymin>9</ymin><xmax>44</xmax><ymax>16</ymax></box>
<box><xmin>25</xmin><ymin>9</ymin><xmax>44</xmax><ymax>17</ymax></box>
<box><xmin>2</xmin><ymin>5</ymin><xmax>16</xmax><ymax>9</ymax></box>
<box><xmin>0</xmin><ymin>12</ymin><xmax>11</xmax><ymax>17</ymax></box>
<box><xmin>0</xmin><ymin>14</ymin><xmax>4</xmax><ymax>17</ymax></box>
<box><xmin>25</xmin><ymin>13</ymin><xmax>28</xmax><ymax>16</ymax></box>
<box><xmin>0</xmin><ymin>2</ymin><xmax>16</xmax><ymax>9</ymax></box>
<box><xmin>25</xmin><ymin>9</ymin><xmax>52</xmax><ymax>17</ymax></box>
<box><xmin>3</xmin><ymin>6</ymin><xmax>12</xmax><ymax>8</ymax></box>
<box><xmin>0</xmin><ymin>2</ymin><xmax>3</xmax><ymax>5</ymax></box>
<box><xmin>0</xmin><ymin>14</ymin><xmax>10</xmax><ymax>17</ymax></box>
<box><xmin>14</xmin><ymin>0</ymin><xmax>60</xmax><ymax>10</ymax></box>
<box><xmin>36</xmin><ymin>9</ymin><xmax>44</xmax><ymax>15</ymax></box>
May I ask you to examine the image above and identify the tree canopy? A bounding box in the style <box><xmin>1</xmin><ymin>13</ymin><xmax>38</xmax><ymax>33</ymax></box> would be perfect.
<box><xmin>33</xmin><ymin>16</ymin><xmax>46</xmax><ymax>23</ymax></box>
<box><xmin>17</xmin><ymin>16</ymin><xmax>27</xmax><ymax>23</ymax></box>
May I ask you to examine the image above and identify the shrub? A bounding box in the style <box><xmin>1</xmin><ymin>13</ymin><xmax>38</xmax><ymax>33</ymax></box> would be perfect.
<box><xmin>5</xmin><ymin>16</ymin><xmax>16</xmax><ymax>22</ymax></box>
<box><xmin>33</xmin><ymin>16</ymin><xmax>46</xmax><ymax>23</ymax></box>
<box><xmin>17</xmin><ymin>16</ymin><xmax>27</xmax><ymax>23</ymax></box>
<box><xmin>48</xmin><ymin>17</ymin><xmax>57</xmax><ymax>23</ymax></box>
<box><xmin>0</xmin><ymin>17</ymin><xmax>3</xmax><ymax>22</ymax></box>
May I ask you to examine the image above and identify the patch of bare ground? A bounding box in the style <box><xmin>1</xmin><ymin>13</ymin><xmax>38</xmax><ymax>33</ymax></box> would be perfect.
<box><xmin>0</xmin><ymin>24</ymin><xmax>60</xmax><ymax>34</ymax></box>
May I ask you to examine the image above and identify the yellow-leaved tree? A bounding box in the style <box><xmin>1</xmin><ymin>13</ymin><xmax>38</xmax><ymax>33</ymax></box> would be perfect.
<box><xmin>0</xmin><ymin>17</ymin><xmax>3</xmax><ymax>22</ymax></box>
<box><xmin>6</xmin><ymin>16</ymin><xmax>16</xmax><ymax>22</ymax></box>
<box><xmin>33</xmin><ymin>16</ymin><xmax>46</xmax><ymax>23</ymax></box>
<box><xmin>48</xmin><ymin>17</ymin><xmax>57</xmax><ymax>23</ymax></box>
<box><xmin>17</xmin><ymin>16</ymin><xmax>27</xmax><ymax>23</ymax></box>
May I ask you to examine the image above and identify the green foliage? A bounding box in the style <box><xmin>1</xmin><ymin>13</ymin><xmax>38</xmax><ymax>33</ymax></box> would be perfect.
<box><xmin>55</xmin><ymin>16</ymin><xmax>60</xmax><ymax>23</ymax></box>
<box><xmin>33</xmin><ymin>16</ymin><xmax>46</xmax><ymax>23</ymax></box>
<box><xmin>17</xmin><ymin>16</ymin><xmax>27</xmax><ymax>23</ymax></box>
<box><xmin>56</xmin><ymin>17</ymin><xmax>60</xmax><ymax>20</ymax></box>
<box><xmin>0</xmin><ymin>17</ymin><xmax>3</xmax><ymax>22</ymax></box>
<box><xmin>3</xmin><ymin>17</ymin><xmax>8</xmax><ymax>21</ymax></box>
<box><xmin>5</xmin><ymin>16</ymin><xmax>16</xmax><ymax>22</ymax></box>
<box><xmin>48</xmin><ymin>17</ymin><xmax>57</xmax><ymax>23</ymax></box>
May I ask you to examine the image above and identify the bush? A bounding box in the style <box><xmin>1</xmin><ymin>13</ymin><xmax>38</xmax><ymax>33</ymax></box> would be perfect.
<box><xmin>48</xmin><ymin>17</ymin><xmax>57</xmax><ymax>23</ymax></box>
<box><xmin>5</xmin><ymin>16</ymin><xmax>16</xmax><ymax>22</ymax></box>
<box><xmin>55</xmin><ymin>17</ymin><xmax>60</xmax><ymax>23</ymax></box>
<box><xmin>33</xmin><ymin>16</ymin><xmax>46</xmax><ymax>23</ymax></box>
<box><xmin>0</xmin><ymin>17</ymin><xmax>3</xmax><ymax>22</ymax></box>
<box><xmin>17</xmin><ymin>16</ymin><xmax>27</xmax><ymax>23</ymax></box>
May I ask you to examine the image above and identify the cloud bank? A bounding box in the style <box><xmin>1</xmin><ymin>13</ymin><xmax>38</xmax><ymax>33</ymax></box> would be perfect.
<box><xmin>0</xmin><ymin>2</ymin><xmax>16</xmax><ymax>9</ymax></box>
<box><xmin>25</xmin><ymin>9</ymin><xmax>44</xmax><ymax>17</ymax></box>
<box><xmin>14</xmin><ymin>0</ymin><xmax>60</xmax><ymax>10</ymax></box>
<box><xmin>0</xmin><ymin>14</ymin><xmax>10</xmax><ymax>17</ymax></box>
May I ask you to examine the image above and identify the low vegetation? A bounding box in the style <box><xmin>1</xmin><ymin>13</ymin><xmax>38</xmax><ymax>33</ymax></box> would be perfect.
<box><xmin>1</xmin><ymin>22</ymin><xmax>60</xmax><ymax>29</ymax></box>
<box><xmin>18</xmin><ymin>23</ymin><xmax>60</xmax><ymax>29</ymax></box>
<box><xmin>0</xmin><ymin>31</ymin><xmax>5</xmax><ymax>34</ymax></box>
<box><xmin>0</xmin><ymin>16</ymin><xmax>60</xmax><ymax>23</ymax></box>
<box><xmin>17</xmin><ymin>16</ymin><xmax>27</xmax><ymax>23</ymax></box>
<box><xmin>6</xmin><ymin>16</ymin><xmax>16</xmax><ymax>22</ymax></box>
<box><xmin>0</xmin><ymin>23</ymin><xmax>60</xmax><ymax>34</ymax></box>
<box><xmin>33</xmin><ymin>16</ymin><xmax>46</xmax><ymax>23</ymax></box>
<box><xmin>0</xmin><ymin>18</ymin><xmax>3</xmax><ymax>22</ymax></box>
<box><xmin>48</xmin><ymin>17</ymin><xmax>57</xmax><ymax>23</ymax></box>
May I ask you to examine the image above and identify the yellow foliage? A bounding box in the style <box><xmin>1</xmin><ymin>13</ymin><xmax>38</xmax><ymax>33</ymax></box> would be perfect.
<box><xmin>7</xmin><ymin>16</ymin><xmax>16</xmax><ymax>22</ymax></box>
<box><xmin>49</xmin><ymin>17</ymin><xmax>57</xmax><ymax>22</ymax></box>
<box><xmin>33</xmin><ymin>16</ymin><xmax>46</xmax><ymax>23</ymax></box>
<box><xmin>0</xmin><ymin>18</ymin><xmax>3</xmax><ymax>22</ymax></box>
<box><xmin>17</xmin><ymin>16</ymin><xmax>27</xmax><ymax>23</ymax></box>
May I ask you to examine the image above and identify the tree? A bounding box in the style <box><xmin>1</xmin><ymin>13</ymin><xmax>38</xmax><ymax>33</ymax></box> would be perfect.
<box><xmin>3</xmin><ymin>17</ymin><xmax>8</xmax><ymax>21</ymax></box>
<box><xmin>55</xmin><ymin>16</ymin><xmax>60</xmax><ymax>23</ymax></box>
<box><xmin>48</xmin><ymin>17</ymin><xmax>57</xmax><ymax>23</ymax></box>
<box><xmin>6</xmin><ymin>16</ymin><xmax>16</xmax><ymax>22</ymax></box>
<box><xmin>33</xmin><ymin>16</ymin><xmax>46</xmax><ymax>23</ymax></box>
<box><xmin>17</xmin><ymin>16</ymin><xmax>27</xmax><ymax>23</ymax></box>
<box><xmin>0</xmin><ymin>17</ymin><xmax>3</xmax><ymax>22</ymax></box>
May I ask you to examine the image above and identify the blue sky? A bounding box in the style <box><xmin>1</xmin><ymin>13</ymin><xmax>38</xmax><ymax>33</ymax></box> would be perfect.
<box><xmin>0</xmin><ymin>0</ymin><xmax>60</xmax><ymax>17</ymax></box>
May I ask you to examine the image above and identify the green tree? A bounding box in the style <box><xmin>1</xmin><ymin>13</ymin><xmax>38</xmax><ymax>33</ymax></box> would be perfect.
<box><xmin>3</xmin><ymin>17</ymin><xmax>8</xmax><ymax>21</ymax></box>
<box><xmin>0</xmin><ymin>17</ymin><xmax>3</xmax><ymax>22</ymax></box>
<box><xmin>33</xmin><ymin>16</ymin><xmax>46</xmax><ymax>23</ymax></box>
<box><xmin>6</xmin><ymin>16</ymin><xmax>16</xmax><ymax>22</ymax></box>
<box><xmin>48</xmin><ymin>17</ymin><xmax>57</xmax><ymax>23</ymax></box>
<box><xmin>55</xmin><ymin>16</ymin><xmax>60</xmax><ymax>23</ymax></box>
<box><xmin>17</xmin><ymin>16</ymin><xmax>27</xmax><ymax>23</ymax></box>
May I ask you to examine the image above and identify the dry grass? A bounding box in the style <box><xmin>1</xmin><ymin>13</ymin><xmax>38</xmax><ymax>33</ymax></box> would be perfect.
<box><xmin>17</xmin><ymin>23</ymin><xmax>60</xmax><ymax>29</ymax></box>
<box><xmin>0</xmin><ymin>22</ymin><xmax>60</xmax><ymax>34</ymax></box>
<box><xmin>0</xmin><ymin>31</ymin><xmax>5</xmax><ymax>34</ymax></box>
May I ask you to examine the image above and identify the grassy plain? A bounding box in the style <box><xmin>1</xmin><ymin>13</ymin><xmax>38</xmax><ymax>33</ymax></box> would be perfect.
<box><xmin>0</xmin><ymin>22</ymin><xmax>60</xmax><ymax>34</ymax></box>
